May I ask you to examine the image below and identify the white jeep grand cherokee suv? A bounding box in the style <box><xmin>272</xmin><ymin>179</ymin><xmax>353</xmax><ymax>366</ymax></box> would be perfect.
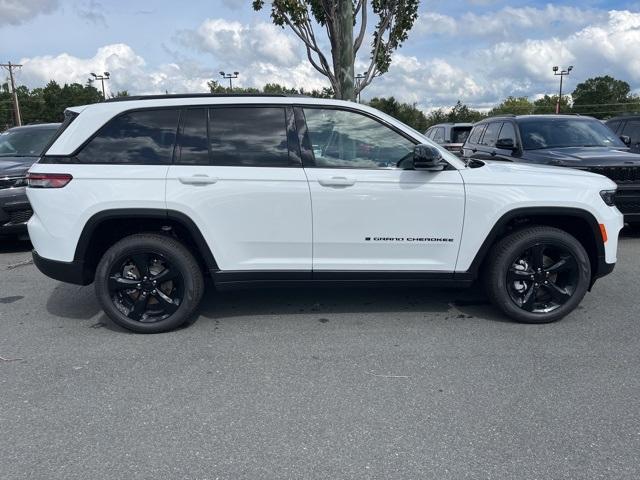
<box><xmin>26</xmin><ymin>94</ymin><xmax>623</xmax><ymax>333</ymax></box>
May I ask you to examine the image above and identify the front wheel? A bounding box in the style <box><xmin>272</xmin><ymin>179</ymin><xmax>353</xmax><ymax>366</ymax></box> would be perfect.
<box><xmin>484</xmin><ymin>226</ymin><xmax>591</xmax><ymax>324</ymax></box>
<box><xmin>95</xmin><ymin>234</ymin><xmax>204</xmax><ymax>333</ymax></box>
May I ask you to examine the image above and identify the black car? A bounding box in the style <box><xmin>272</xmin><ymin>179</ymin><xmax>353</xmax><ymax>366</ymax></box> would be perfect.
<box><xmin>605</xmin><ymin>115</ymin><xmax>640</xmax><ymax>154</ymax></box>
<box><xmin>462</xmin><ymin>115</ymin><xmax>640</xmax><ymax>226</ymax></box>
<box><xmin>0</xmin><ymin>123</ymin><xmax>60</xmax><ymax>237</ymax></box>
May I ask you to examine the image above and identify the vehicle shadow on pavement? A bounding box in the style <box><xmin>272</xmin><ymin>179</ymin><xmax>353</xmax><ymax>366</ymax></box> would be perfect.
<box><xmin>0</xmin><ymin>237</ymin><xmax>32</xmax><ymax>253</ymax></box>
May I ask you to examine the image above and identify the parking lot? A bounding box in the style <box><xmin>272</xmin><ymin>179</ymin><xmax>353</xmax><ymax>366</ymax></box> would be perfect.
<box><xmin>0</xmin><ymin>232</ymin><xmax>639</xmax><ymax>479</ymax></box>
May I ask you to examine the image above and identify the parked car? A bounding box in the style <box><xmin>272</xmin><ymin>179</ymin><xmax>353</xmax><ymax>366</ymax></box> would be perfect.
<box><xmin>605</xmin><ymin>115</ymin><xmax>640</xmax><ymax>153</ymax></box>
<box><xmin>425</xmin><ymin>123</ymin><xmax>472</xmax><ymax>156</ymax></box>
<box><xmin>0</xmin><ymin>123</ymin><xmax>60</xmax><ymax>237</ymax></box>
<box><xmin>462</xmin><ymin>115</ymin><xmax>640</xmax><ymax>227</ymax></box>
<box><xmin>27</xmin><ymin>95</ymin><xmax>621</xmax><ymax>333</ymax></box>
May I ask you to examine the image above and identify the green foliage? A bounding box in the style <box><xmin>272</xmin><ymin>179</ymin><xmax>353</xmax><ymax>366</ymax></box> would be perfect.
<box><xmin>571</xmin><ymin>75</ymin><xmax>639</xmax><ymax>118</ymax></box>
<box><xmin>208</xmin><ymin>80</ymin><xmax>334</xmax><ymax>98</ymax></box>
<box><xmin>488</xmin><ymin>96</ymin><xmax>534</xmax><ymax>116</ymax></box>
<box><xmin>368</xmin><ymin>96</ymin><xmax>429</xmax><ymax>131</ymax></box>
<box><xmin>0</xmin><ymin>81</ymin><xmax>102</xmax><ymax>130</ymax></box>
<box><xmin>532</xmin><ymin>94</ymin><xmax>570</xmax><ymax>114</ymax></box>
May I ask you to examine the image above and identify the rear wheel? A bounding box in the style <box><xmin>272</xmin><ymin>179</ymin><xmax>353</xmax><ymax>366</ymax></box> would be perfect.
<box><xmin>484</xmin><ymin>226</ymin><xmax>591</xmax><ymax>324</ymax></box>
<box><xmin>95</xmin><ymin>234</ymin><xmax>204</xmax><ymax>333</ymax></box>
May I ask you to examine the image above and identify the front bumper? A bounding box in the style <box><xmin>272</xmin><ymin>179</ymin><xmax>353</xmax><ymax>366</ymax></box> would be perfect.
<box><xmin>32</xmin><ymin>250</ymin><xmax>93</xmax><ymax>285</ymax></box>
<box><xmin>0</xmin><ymin>186</ymin><xmax>32</xmax><ymax>235</ymax></box>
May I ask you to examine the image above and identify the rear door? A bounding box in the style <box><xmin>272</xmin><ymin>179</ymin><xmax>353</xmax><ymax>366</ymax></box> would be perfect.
<box><xmin>165</xmin><ymin>105</ymin><xmax>312</xmax><ymax>272</ymax></box>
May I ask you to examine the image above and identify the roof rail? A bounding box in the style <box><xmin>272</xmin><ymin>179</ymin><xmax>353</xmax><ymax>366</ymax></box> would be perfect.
<box><xmin>104</xmin><ymin>93</ymin><xmax>291</xmax><ymax>103</ymax></box>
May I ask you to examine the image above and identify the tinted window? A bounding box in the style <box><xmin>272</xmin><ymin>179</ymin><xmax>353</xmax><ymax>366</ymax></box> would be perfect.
<box><xmin>0</xmin><ymin>127</ymin><xmax>58</xmax><ymax>157</ymax></box>
<box><xmin>468</xmin><ymin>124</ymin><xmax>486</xmax><ymax>144</ymax></box>
<box><xmin>432</xmin><ymin>127</ymin><xmax>445</xmax><ymax>143</ymax></box>
<box><xmin>209</xmin><ymin>107</ymin><xmax>292</xmax><ymax>167</ymax></box>
<box><xmin>451</xmin><ymin>127</ymin><xmax>471</xmax><ymax>144</ymax></box>
<box><xmin>177</xmin><ymin>108</ymin><xmax>209</xmax><ymax>165</ymax></box>
<box><xmin>519</xmin><ymin>118</ymin><xmax>625</xmax><ymax>150</ymax></box>
<box><xmin>622</xmin><ymin>121</ymin><xmax>640</xmax><ymax>145</ymax></box>
<box><xmin>606</xmin><ymin>120</ymin><xmax>621</xmax><ymax>134</ymax></box>
<box><xmin>77</xmin><ymin>109</ymin><xmax>179</xmax><ymax>164</ymax></box>
<box><xmin>498</xmin><ymin>122</ymin><xmax>517</xmax><ymax>144</ymax></box>
<box><xmin>480</xmin><ymin>122</ymin><xmax>502</xmax><ymax>147</ymax></box>
<box><xmin>303</xmin><ymin>108</ymin><xmax>414</xmax><ymax>169</ymax></box>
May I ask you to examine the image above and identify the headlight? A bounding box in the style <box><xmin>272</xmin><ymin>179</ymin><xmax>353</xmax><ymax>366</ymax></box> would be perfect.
<box><xmin>600</xmin><ymin>189</ymin><xmax>617</xmax><ymax>206</ymax></box>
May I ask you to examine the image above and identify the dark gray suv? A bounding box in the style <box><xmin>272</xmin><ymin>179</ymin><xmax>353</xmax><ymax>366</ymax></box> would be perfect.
<box><xmin>0</xmin><ymin>123</ymin><xmax>60</xmax><ymax>237</ymax></box>
<box><xmin>462</xmin><ymin>115</ymin><xmax>640</xmax><ymax>226</ymax></box>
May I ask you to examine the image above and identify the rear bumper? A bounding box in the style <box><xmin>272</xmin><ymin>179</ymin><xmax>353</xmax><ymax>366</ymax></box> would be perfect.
<box><xmin>32</xmin><ymin>250</ymin><xmax>93</xmax><ymax>285</ymax></box>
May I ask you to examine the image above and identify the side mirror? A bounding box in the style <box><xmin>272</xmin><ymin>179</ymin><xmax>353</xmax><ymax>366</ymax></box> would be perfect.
<box><xmin>620</xmin><ymin>135</ymin><xmax>631</xmax><ymax>147</ymax></box>
<box><xmin>495</xmin><ymin>138</ymin><xmax>516</xmax><ymax>150</ymax></box>
<box><xmin>412</xmin><ymin>144</ymin><xmax>444</xmax><ymax>170</ymax></box>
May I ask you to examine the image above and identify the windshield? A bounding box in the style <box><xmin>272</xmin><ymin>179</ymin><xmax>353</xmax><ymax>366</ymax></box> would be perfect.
<box><xmin>0</xmin><ymin>127</ymin><xmax>58</xmax><ymax>157</ymax></box>
<box><xmin>520</xmin><ymin>118</ymin><xmax>625</xmax><ymax>150</ymax></box>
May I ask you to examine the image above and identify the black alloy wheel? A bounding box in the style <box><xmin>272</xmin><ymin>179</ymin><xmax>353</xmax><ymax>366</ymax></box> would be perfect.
<box><xmin>95</xmin><ymin>234</ymin><xmax>204</xmax><ymax>333</ymax></box>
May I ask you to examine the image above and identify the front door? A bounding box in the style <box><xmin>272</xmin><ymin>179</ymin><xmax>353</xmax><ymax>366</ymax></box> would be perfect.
<box><xmin>298</xmin><ymin>107</ymin><xmax>465</xmax><ymax>272</ymax></box>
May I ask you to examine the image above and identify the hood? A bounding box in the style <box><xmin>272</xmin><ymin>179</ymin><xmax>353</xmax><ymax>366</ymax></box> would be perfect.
<box><xmin>463</xmin><ymin>160</ymin><xmax>617</xmax><ymax>191</ymax></box>
<box><xmin>0</xmin><ymin>156</ymin><xmax>38</xmax><ymax>177</ymax></box>
<box><xmin>524</xmin><ymin>147</ymin><xmax>640</xmax><ymax>167</ymax></box>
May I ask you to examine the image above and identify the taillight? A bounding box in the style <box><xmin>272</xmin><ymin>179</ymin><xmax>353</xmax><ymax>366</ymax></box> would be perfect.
<box><xmin>27</xmin><ymin>173</ymin><xmax>73</xmax><ymax>188</ymax></box>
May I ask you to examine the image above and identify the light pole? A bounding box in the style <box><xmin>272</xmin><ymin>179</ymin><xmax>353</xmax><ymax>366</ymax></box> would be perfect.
<box><xmin>219</xmin><ymin>71</ymin><xmax>239</xmax><ymax>90</ymax></box>
<box><xmin>89</xmin><ymin>72</ymin><xmax>110</xmax><ymax>100</ymax></box>
<box><xmin>355</xmin><ymin>72</ymin><xmax>366</xmax><ymax>103</ymax></box>
<box><xmin>552</xmin><ymin>65</ymin><xmax>572</xmax><ymax>114</ymax></box>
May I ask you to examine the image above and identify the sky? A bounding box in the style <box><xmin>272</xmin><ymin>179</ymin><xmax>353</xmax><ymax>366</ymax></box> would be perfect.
<box><xmin>2</xmin><ymin>0</ymin><xmax>640</xmax><ymax>110</ymax></box>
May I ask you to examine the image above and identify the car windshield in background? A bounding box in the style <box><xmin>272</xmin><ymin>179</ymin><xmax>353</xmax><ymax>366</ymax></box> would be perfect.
<box><xmin>451</xmin><ymin>127</ymin><xmax>471</xmax><ymax>144</ymax></box>
<box><xmin>520</xmin><ymin>118</ymin><xmax>625</xmax><ymax>150</ymax></box>
<box><xmin>0</xmin><ymin>127</ymin><xmax>58</xmax><ymax>158</ymax></box>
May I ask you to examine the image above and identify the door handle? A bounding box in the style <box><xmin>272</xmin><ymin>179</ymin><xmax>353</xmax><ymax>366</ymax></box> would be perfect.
<box><xmin>178</xmin><ymin>175</ymin><xmax>219</xmax><ymax>185</ymax></box>
<box><xmin>472</xmin><ymin>148</ymin><xmax>477</xmax><ymax>153</ymax></box>
<box><xmin>490</xmin><ymin>150</ymin><xmax>497</xmax><ymax>156</ymax></box>
<box><xmin>317</xmin><ymin>176</ymin><xmax>357</xmax><ymax>187</ymax></box>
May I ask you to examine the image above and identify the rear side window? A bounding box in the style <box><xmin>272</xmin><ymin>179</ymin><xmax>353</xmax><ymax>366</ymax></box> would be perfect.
<box><xmin>76</xmin><ymin>109</ymin><xmax>179</xmax><ymax>164</ymax></box>
<box><xmin>606</xmin><ymin>121</ymin><xmax>621</xmax><ymax>134</ymax></box>
<box><xmin>480</xmin><ymin>122</ymin><xmax>502</xmax><ymax>147</ymax></box>
<box><xmin>177</xmin><ymin>108</ymin><xmax>209</xmax><ymax>165</ymax></box>
<box><xmin>208</xmin><ymin>107</ymin><xmax>293</xmax><ymax>167</ymax></box>
<box><xmin>451</xmin><ymin>127</ymin><xmax>471</xmax><ymax>144</ymax></box>
<box><xmin>468</xmin><ymin>124</ymin><xmax>486</xmax><ymax>145</ymax></box>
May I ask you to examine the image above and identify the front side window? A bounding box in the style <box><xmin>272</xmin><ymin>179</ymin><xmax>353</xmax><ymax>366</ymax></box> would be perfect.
<box><xmin>303</xmin><ymin>108</ymin><xmax>414</xmax><ymax>169</ymax></box>
<box><xmin>208</xmin><ymin>107</ymin><xmax>292</xmax><ymax>167</ymax></box>
<box><xmin>621</xmin><ymin>120</ymin><xmax>640</xmax><ymax>145</ymax></box>
<box><xmin>77</xmin><ymin>109</ymin><xmax>179</xmax><ymax>164</ymax></box>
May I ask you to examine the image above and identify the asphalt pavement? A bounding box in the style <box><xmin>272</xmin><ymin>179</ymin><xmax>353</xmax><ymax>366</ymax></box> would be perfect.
<box><xmin>1</xmin><ymin>232</ymin><xmax>639</xmax><ymax>479</ymax></box>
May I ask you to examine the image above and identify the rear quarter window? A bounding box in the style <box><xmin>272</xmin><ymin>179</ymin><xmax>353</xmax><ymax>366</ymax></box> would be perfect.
<box><xmin>75</xmin><ymin>109</ymin><xmax>180</xmax><ymax>164</ymax></box>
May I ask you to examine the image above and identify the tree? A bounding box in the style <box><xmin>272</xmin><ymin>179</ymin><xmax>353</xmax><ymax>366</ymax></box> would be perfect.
<box><xmin>252</xmin><ymin>0</ymin><xmax>419</xmax><ymax>101</ymax></box>
<box><xmin>489</xmin><ymin>96</ymin><xmax>534</xmax><ymax>116</ymax></box>
<box><xmin>532</xmin><ymin>94</ymin><xmax>570</xmax><ymax>114</ymax></box>
<box><xmin>447</xmin><ymin>101</ymin><xmax>486</xmax><ymax>124</ymax></box>
<box><xmin>571</xmin><ymin>75</ymin><xmax>638</xmax><ymax>118</ymax></box>
<box><xmin>368</xmin><ymin>96</ymin><xmax>428</xmax><ymax>131</ymax></box>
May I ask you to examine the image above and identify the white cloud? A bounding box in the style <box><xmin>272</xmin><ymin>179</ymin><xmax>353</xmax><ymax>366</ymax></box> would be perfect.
<box><xmin>0</xmin><ymin>0</ymin><xmax>58</xmax><ymax>26</ymax></box>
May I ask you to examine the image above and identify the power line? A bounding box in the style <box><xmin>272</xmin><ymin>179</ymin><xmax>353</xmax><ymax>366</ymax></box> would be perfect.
<box><xmin>0</xmin><ymin>61</ymin><xmax>23</xmax><ymax>126</ymax></box>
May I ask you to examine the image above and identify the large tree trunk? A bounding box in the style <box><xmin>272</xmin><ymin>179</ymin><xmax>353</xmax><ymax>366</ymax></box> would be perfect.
<box><xmin>335</xmin><ymin>0</ymin><xmax>355</xmax><ymax>101</ymax></box>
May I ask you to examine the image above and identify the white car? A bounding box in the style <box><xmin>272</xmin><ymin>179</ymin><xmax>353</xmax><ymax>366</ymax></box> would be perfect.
<box><xmin>26</xmin><ymin>94</ymin><xmax>623</xmax><ymax>333</ymax></box>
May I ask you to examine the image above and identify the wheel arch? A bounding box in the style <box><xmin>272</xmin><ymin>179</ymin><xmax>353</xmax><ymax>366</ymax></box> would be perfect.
<box><xmin>74</xmin><ymin>209</ymin><xmax>218</xmax><ymax>282</ymax></box>
<box><xmin>466</xmin><ymin>207</ymin><xmax>605</xmax><ymax>282</ymax></box>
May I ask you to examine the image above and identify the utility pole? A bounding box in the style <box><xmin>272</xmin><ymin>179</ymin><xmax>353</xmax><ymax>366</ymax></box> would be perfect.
<box><xmin>1</xmin><ymin>61</ymin><xmax>23</xmax><ymax>126</ymax></box>
<box><xmin>552</xmin><ymin>65</ymin><xmax>573</xmax><ymax>114</ymax></box>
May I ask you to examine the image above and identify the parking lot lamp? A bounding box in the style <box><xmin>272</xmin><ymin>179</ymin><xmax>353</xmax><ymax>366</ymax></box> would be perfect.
<box><xmin>553</xmin><ymin>65</ymin><xmax>573</xmax><ymax>114</ymax></box>
<box><xmin>89</xmin><ymin>72</ymin><xmax>110</xmax><ymax>100</ymax></box>
<box><xmin>220</xmin><ymin>71</ymin><xmax>239</xmax><ymax>90</ymax></box>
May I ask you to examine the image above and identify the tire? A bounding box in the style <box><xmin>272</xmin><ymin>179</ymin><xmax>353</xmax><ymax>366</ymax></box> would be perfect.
<box><xmin>94</xmin><ymin>233</ymin><xmax>204</xmax><ymax>333</ymax></box>
<box><xmin>483</xmin><ymin>226</ymin><xmax>591</xmax><ymax>324</ymax></box>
